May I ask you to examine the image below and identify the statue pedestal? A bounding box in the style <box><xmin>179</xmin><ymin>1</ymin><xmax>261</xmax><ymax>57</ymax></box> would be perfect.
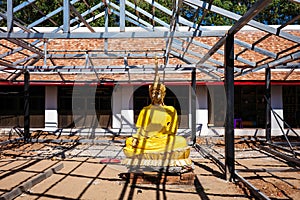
<box><xmin>119</xmin><ymin>171</ymin><xmax>195</xmax><ymax>185</ymax></box>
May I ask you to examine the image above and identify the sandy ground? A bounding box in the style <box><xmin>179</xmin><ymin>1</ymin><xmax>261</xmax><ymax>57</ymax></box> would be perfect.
<box><xmin>0</xmin><ymin>134</ymin><xmax>299</xmax><ymax>199</ymax></box>
<box><xmin>0</xmin><ymin>158</ymin><xmax>251</xmax><ymax>200</ymax></box>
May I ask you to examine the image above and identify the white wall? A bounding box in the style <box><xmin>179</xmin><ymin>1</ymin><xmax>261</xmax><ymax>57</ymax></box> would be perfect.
<box><xmin>271</xmin><ymin>85</ymin><xmax>284</xmax><ymax>131</ymax></box>
<box><xmin>112</xmin><ymin>85</ymin><xmax>134</xmax><ymax>131</ymax></box>
<box><xmin>45</xmin><ymin>86</ymin><xmax>58</xmax><ymax>129</ymax></box>
<box><xmin>196</xmin><ymin>86</ymin><xmax>209</xmax><ymax>135</ymax></box>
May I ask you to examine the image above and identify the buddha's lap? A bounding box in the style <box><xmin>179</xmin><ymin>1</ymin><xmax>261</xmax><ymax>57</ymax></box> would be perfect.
<box><xmin>124</xmin><ymin>135</ymin><xmax>188</xmax><ymax>156</ymax></box>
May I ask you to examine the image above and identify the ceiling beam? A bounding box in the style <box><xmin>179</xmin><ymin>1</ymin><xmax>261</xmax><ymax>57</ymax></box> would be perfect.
<box><xmin>235</xmin><ymin>15</ymin><xmax>300</xmax><ymax>61</ymax></box>
<box><xmin>0</xmin><ymin>59</ymin><xmax>14</xmax><ymax>67</ymax></box>
<box><xmin>0</xmin><ymin>30</ymin><xmax>226</xmax><ymax>39</ymax></box>
<box><xmin>5</xmin><ymin>38</ymin><xmax>43</xmax><ymax>56</ymax></box>
<box><xmin>125</xmin><ymin>0</ymin><xmax>170</xmax><ymax>28</ymax></box>
<box><xmin>184</xmin><ymin>0</ymin><xmax>300</xmax><ymax>44</ymax></box>
<box><xmin>0</xmin><ymin>0</ymin><xmax>36</xmax><ymax>21</ymax></box>
<box><xmin>170</xmin><ymin>50</ymin><xmax>224</xmax><ymax>75</ymax></box>
<box><xmin>164</xmin><ymin>0</ymin><xmax>182</xmax><ymax>66</ymax></box>
<box><xmin>47</xmin><ymin>52</ymin><xmax>165</xmax><ymax>59</ymax></box>
<box><xmin>176</xmin><ymin>37</ymin><xmax>256</xmax><ymax>67</ymax></box>
<box><xmin>237</xmin><ymin>50</ymin><xmax>300</xmax><ymax>77</ymax></box>
<box><xmin>196</xmin><ymin>0</ymin><xmax>272</xmax><ymax>66</ymax></box>
<box><xmin>69</xmin><ymin>4</ymin><xmax>95</xmax><ymax>32</ymax></box>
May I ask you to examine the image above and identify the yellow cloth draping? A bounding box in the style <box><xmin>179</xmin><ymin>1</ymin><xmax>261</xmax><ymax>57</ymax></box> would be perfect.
<box><xmin>123</xmin><ymin>105</ymin><xmax>190</xmax><ymax>159</ymax></box>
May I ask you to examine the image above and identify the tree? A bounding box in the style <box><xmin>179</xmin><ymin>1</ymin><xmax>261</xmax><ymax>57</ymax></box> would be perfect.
<box><xmin>0</xmin><ymin>0</ymin><xmax>299</xmax><ymax>27</ymax></box>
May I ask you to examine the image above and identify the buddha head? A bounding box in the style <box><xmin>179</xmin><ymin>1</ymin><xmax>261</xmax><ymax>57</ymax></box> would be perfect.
<box><xmin>149</xmin><ymin>81</ymin><xmax>166</xmax><ymax>105</ymax></box>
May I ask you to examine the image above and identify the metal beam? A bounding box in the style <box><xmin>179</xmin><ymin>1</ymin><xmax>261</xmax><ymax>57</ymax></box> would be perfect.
<box><xmin>181</xmin><ymin>0</ymin><xmax>213</xmax><ymax>59</ymax></box>
<box><xmin>0</xmin><ymin>59</ymin><xmax>14</xmax><ymax>67</ymax></box>
<box><xmin>7</xmin><ymin>2</ymin><xmax>104</xmax><ymax>64</ymax></box>
<box><xmin>6</xmin><ymin>63</ymin><xmax>203</xmax><ymax>73</ymax></box>
<box><xmin>143</xmin><ymin>0</ymin><xmax>197</xmax><ymax>28</ymax></box>
<box><xmin>119</xmin><ymin>0</ymin><xmax>125</xmax><ymax>32</ymax></box>
<box><xmin>190</xmin><ymin>68</ymin><xmax>196</xmax><ymax>145</ymax></box>
<box><xmin>0</xmin><ymin>0</ymin><xmax>36</xmax><ymax>21</ymax></box>
<box><xmin>47</xmin><ymin>52</ymin><xmax>165</xmax><ymax>59</ymax></box>
<box><xmin>177</xmin><ymin>37</ymin><xmax>256</xmax><ymax>67</ymax></box>
<box><xmin>238</xmin><ymin>50</ymin><xmax>300</xmax><ymax>76</ymax></box>
<box><xmin>171</xmin><ymin>42</ymin><xmax>224</xmax><ymax>68</ymax></box>
<box><xmin>164</xmin><ymin>0</ymin><xmax>182</xmax><ymax>66</ymax></box>
<box><xmin>63</xmin><ymin>0</ymin><xmax>70</xmax><ymax>33</ymax></box>
<box><xmin>24</xmin><ymin>71</ymin><xmax>30</xmax><ymax>142</ymax></box>
<box><xmin>69</xmin><ymin>4</ymin><xmax>95</xmax><ymax>32</ymax></box>
<box><xmin>12</xmin><ymin>54</ymin><xmax>40</xmax><ymax>66</ymax></box>
<box><xmin>170</xmin><ymin>50</ymin><xmax>223</xmax><ymax>80</ymax></box>
<box><xmin>234</xmin><ymin>38</ymin><xmax>277</xmax><ymax>59</ymax></box>
<box><xmin>24</xmin><ymin>0</ymin><xmax>80</xmax><ymax>29</ymax></box>
<box><xmin>235</xmin><ymin>15</ymin><xmax>300</xmax><ymax>62</ymax></box>
<box><xmin>184</xmin><ymin>0</ymin><xmax>300</xmax><ymax>44</ymax></box>
<box><xmin>125</xmin><ymin>0</ymin><xmax>170</xmax><ymax>28</ymax></box>
<box><xmin>0</xmin><ymin>30</ymin><xmax>226</xmax><ymax>39</ymax></box>
<box><xmin>5</xmin><ymin>38</ymin><xmax>43</xmax><ymax>57</ymax></box>
<box><xmin>224</xmin><ymin>33</ymin><xmax>235</xmax><ymax>182</ymax></box>
<box><xmin>108</xmin><ymin>3</ymin><xmax>152</xmax><ymax>29</ymax></box>
<box><xmin>196</xmin><ymin>0</ymin><xmax>272</xmax><ymax>65</ymax></box>
<box><xmin>7</xmin><ymin>0</ymin><xmax>13</xmax><ymax>33</ymax></box>
<box><xmin>0</xmin><ymin>11</ymin><xmax>37</xmax><ymax>33</ymax></box>
<box><xmin>0</xmin><ymin>1</ymin><xmax>104</xmax><ymax>67</ymax></box>
<box><xmin>265</xmin><ymin>67</ymin><xmax>271</xmax><ymax>142</ymax></box>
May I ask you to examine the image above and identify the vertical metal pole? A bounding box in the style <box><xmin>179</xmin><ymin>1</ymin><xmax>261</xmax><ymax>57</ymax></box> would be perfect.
<box><xmin>191</xmin><ymin>68</ymin><xmax>196</xmax><ymax>145</ymax></box>
<box><xmin>265</xmin><ymin>67</ymin><xmax>271</xmax><ymax>142</ymax></box>
<box><xmin>104</xmin><ymin>4</ymin><xmax>109</xmax><ymax>53</ymax></box>
<box><xmin>120</xmin><ymin>0</ymin><xmax>125</xmax><ymax>32</ymax></box>
<box><xmin>224</xmin><ymin>34</ymin><xmax>235</xmax><ymax>182</ymax></box>
<box><xmin>24</xmin><ymin>71</ymin><xmax>30</xmax><ymax>142</ymax></box>
<box><xmin>7</xmin><ymin>0</ymin><xmax>13</xmax><ymax>33</ymax></box>
<box><xmin>43</xmin><ymin>39</ymin><xmax>48</xmax><ymax>67</ymax></box>
<box><xmin>63</xmin><ymin>0</ymin><xmax>70</xmax><ymax>33</ymax></box>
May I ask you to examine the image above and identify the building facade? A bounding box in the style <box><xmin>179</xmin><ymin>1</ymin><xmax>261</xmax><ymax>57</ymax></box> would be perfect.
<box><xmin>0</xmin><ymin>26</ymin><xmax>299</xmax><ymax>137</ymax></box>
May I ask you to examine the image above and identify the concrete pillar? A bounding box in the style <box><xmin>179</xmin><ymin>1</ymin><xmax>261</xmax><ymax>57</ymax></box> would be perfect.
<box><xmin>271</xmin><ymin>86</ymin><xmax>284</xmax><ymax>131</ymax></box>
<box><xmin>112</xmin><ymin>85</ymin><xmax>134</xmax><ymax>131</ymax></box>
<box><xmin>45</xmin><ymin>86</ymin><xmax>58</xmax><ymax>129</ymax></box>
<box><xmin>196</xmin><ymin>85</ymin><xmax>208</xmax><ymax>135</ymax></box>
<box><xmin>121</xmin><ymin>86</ymin><xmax>134</xmax><ymax>129</ymax></box>
<box><xmin>112</xmin><ymin>86</ymin><xmax>122</xmax><ymax>128</ymax></box>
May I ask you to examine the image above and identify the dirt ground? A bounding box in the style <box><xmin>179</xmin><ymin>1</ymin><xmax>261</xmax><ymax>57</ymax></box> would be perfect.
<box><xmin>0</xmin><ymin>133</ymin><xmax>299</xmax><ymax>199</ymax></box>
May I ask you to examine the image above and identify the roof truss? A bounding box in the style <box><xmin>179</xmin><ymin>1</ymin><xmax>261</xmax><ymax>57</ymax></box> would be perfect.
<box><xmin>0</xmin><ymin>0</ymin><xmax>299</xmax><ymax>82</ymax></box>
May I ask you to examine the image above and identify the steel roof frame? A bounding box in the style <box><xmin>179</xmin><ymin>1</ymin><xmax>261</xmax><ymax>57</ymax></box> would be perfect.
<box><xmin>0</xmin><ymin>0</ymin><xmax>299</xmax><ymax>81</ymax></box>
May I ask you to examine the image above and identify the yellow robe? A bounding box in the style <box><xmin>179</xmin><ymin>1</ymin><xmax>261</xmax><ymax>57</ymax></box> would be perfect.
<box><xmin>123</xmin><ymin>105</ymin><xmax>189</xmax><ymax>158</ymax></box>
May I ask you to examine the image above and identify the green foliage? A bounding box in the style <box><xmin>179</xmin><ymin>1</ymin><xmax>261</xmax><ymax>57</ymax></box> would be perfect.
<box><xmin>255</xmin><ymin>0</ymin><xmax>300</xmax><ymax>25</ymax></box>
<box><xmin>0</xmin><ymin>0</ymin><xmax>299</xmax><ymax>27</ymax></box>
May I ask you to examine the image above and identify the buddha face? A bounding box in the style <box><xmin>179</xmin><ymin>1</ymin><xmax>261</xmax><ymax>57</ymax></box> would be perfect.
<box><xmin>149</xmin><ymin>83</ymin><xmax>166</xmax><ymax>105</ymax></box>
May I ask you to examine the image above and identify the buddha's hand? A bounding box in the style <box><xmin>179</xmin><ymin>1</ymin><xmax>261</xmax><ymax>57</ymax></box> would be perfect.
<box><xmin>132</xmin><ymin>138</ymin><xmax>139</xmax><ymax>147</ymax></box>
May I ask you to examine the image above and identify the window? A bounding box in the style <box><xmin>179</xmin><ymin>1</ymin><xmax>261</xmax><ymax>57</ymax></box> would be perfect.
<box><xmin>208</xmin><ymin>85</ymin><xmax>265</xmax><ymax>128</ymax></box>
<box><xmin>58</xmin><ymin>86</ymin><xmax>113</xmax><ymax>128</ymax></box>
<box><xmin>283</xmin><ymin>86</ymin><xmax>300</xmax><ymax>128</ymax></box>
<box><xmin>0</xmin><ymin>86</ymin><xmax>45</xmax><ymax>128</ymax></box>
<box><xmin>208</xmin><ymin>85</ymin><xmax>226</xmax><ymax>127</ymax></box>
<box><xmin>234</xmin><ymin>86</ymin><xmax>265</xmax><ymax>128</ymax></box>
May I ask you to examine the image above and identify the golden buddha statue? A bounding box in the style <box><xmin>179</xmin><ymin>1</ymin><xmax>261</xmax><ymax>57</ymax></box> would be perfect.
<box><xmin>122</xmin><ymin>59</ymin><xmax>192</xmax><ymax>170</ymax></box>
